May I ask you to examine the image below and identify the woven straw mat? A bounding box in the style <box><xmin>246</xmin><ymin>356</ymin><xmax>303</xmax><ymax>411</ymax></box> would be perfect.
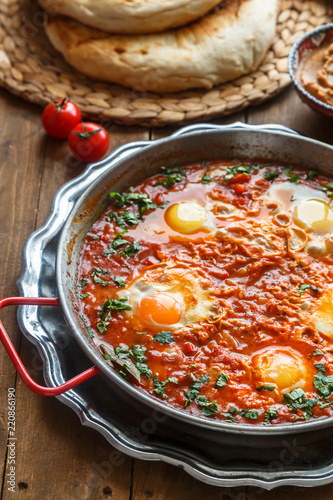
<box><xmin>0</xmin><ymin>0</ymin><xmax>332</xmax><ymax>127</ymax></box>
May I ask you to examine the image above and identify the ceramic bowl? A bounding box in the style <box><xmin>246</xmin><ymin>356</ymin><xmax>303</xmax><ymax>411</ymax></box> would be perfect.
<box><xmin>288</xmin><ymin>23</ymin><xmax>333</xmax><ymax>119</ymax></box>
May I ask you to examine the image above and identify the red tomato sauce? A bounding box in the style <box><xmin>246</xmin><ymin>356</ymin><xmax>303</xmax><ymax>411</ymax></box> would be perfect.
<box><xmin>76</xmin><ymin>160</ymin><xmax>333</xmax><ymax>425</ymax></box>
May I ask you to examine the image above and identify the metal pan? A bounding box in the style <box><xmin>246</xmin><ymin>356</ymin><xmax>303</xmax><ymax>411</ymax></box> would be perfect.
<box><xmin>2</xmin><ymin>122</ymin><xmax>333</xmax><ymax>441</ymax></box>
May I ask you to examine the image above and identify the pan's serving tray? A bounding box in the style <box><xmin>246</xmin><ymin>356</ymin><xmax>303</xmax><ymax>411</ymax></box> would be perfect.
<box><xmin>17</xmin><ymin>123</ymin><xmax>333</xmax><ymax>489</ymax></box>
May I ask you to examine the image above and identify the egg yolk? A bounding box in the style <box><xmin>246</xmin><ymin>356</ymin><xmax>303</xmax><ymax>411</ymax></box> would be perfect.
<box><xmin>293</xmin><ymin>199</ymin><xmax>333</xmax><ymax>233</ymax></box>
<box><xmin>165</xmin><ymin>202</ymin><xmax>207</xmax><ymax>234</ymax></box>
<box><xmin>252</xmin><ymin>348</ymin><xmax>305</xmax><ymax>392</ymax></box>
<box><xmin>138</xmin><ymin>292</ymin><xmax>182</xmax><ymax>326</ymax></box>
<box><xmin>310</xmin><ymin>289</ymin><xmax>333</xmax><ymax>339</ymax></box>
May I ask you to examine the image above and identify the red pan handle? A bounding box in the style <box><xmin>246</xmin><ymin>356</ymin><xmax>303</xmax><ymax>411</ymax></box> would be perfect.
<box><xmin>0</xmin><ymin>297</ymin><xmax>101</xmax><ymax>396</ymax></box>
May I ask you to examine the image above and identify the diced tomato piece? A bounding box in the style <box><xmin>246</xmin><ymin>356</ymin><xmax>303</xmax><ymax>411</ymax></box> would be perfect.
<box><xmin>233</xmin><ymin>184</ymin><xmax>246</xmax><ymax>195</ymax></box>
<box><xmin>229</xmin><ymin>173</ymin><xmax>251</xmax><ymax>184</ymax></box>
<box><xmin>184</xmin><ymin>342</ymin><xmax>196</xmax><ymax>356</ymax></box>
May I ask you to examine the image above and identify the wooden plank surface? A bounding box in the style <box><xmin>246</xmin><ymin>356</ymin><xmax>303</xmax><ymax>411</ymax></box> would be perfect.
<box><xmin>0</xmin><ymin>83</ymin><xmax>333</xmax><ymax>500</ymax></box>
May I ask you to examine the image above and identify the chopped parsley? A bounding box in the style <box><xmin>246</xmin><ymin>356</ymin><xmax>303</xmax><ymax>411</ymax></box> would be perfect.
<box><xmin>264</xmin><ymin>171</ymin><xmax>279</xmax><ymax>182</ymax></box>
<box><xmin>224</xmin><ymin>406</ymin><xmax>238</xmax><ymax>422</ymax></box>
<box><xmin>298</xmin><ymin>284</ymin><xmax>310</xmax><ymax>294</ymax></box>
<box><xmin>107</xmin><ymin>210</ymin><xmax>138</xmax><ymax>228</ymax></box>
<box><xmin>77</xmin><ymin>278</ymin><xmax>88</xmax><ymax>288</ymax></box>
<box><xmin>153</xmin><ymin>331</ymin><xmax>174</xmax><ymax>344</ymax></box>
<box><xmin>238</xmin><ymin>408</ymin><xmax>259</xmax><ymax>420</ymax></box>
<box><xmin>79</xmin><ymin>314</ymin><xmax>94</xmax><ymax>339</ymax></box>
<box><xmin>96</xmin><ymin>317</ymin><xmax>110</xmax><ymax>335</ymax></box>
<box><xmin>111</xmin><ymin>276</ymin><xmax>126</xmax><ymax>287</ymax></box>
<box><xmin>223</xmin><ymin>165</ymin><xmax>252</xmax><ymax>182</ymax></box>
<box><xmin>215</xmin><ymin>373</ymin><xmax>228</xmax><ymax>389</ymax></box>
<box><xmin>111</xmin><ymin>233</ymin><xmax>128</xmax><ymax>249</ymax></box>
<box><xmin>109</xmin><ymin>191</ymin><xmax>158</xmax><ymax>213</ymax></box>
<box><xmin>112</xmin><ymin>344</ymin><xmax>152</xmax><ymax>378</ymax></box>
<box><xmin>282</xmin><ymin>388</ymin><xmax>316</xmax><ymax>419</ymax></box>
<box><xmin>184</xmin><ymin>374</ymin><xmax>209</xmax><ymax>407</ymax></box>
<box><xmin>121</xmin><ymin>241</ymin><xmax>141</xmax><ymax>258</ymax></box>
<box><xmin>313</xmin><ymin>364</ymin><xmax>333</xmax><ymax>397</ymax></box>
<box><xmin>195</xmin><ymin>395</ymin><xmax>219</xmax><ymax>416</ymax></box>
<box><xmin>99</xmin><ymin>297</ymin><xmax>132</xmax><ymax>322</ymax></box>
<box><xmin>153</xmin><ymin>376</ymin><xmax>179</xmax><ymax>399</ymax></box>
<box><xmin>115</xmin><ymin>346</ymin><xmax>130</xmax><ymax>360</ymax></box>
<box><xmin>283</xmin><ymin>165</ymin><xmax>300</xmax><ymax>184</ymax></box>
<box><xmin>264</xmin><ymin>408</ymin><xmax>278</xmax><ymax>425</ymax></box>
<box><xmin>201</xmin><ymin>174</ymin><xmax>213</xmax><ymax>184</ymax></box>
<box><xmin>75</xmin><ymin>291</ymin><xmax>88</xmax><ymax>299</ymax></box>
<box><xmin>298</xmin><ymin>283</ymin><xmax>319</xmax><ymax>295</ymax></box>
<box><xmin>91</xmin><ymin>268</ymin><xmax>110</xmax><ymax>287</ymax></box>
<box><xmin>317</xmin><ymin>181</ymin><xmax>333</xmax><ymax>197</ymax></box>
<box><xmin>307</xmin><ymin>170</ymin><xmax>319</xmax><ymax>181</ymax></box>
<box><xmin>154</xmin><ymin>166</ymin><xmax>186</xmax><ymax>189</ymax></box>
<box><xmin>256</xmin><ymin>385</ymin><xmax>275</xmax><ymax>392</ymax></box>
<box><xmin>312</xmin><ymin>350</ymin><xmax>325</xmax><ymax>357</ymax></box>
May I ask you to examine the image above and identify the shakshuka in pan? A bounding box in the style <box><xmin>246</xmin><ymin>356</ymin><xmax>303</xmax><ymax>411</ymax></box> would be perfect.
<box><xmin>75</xmin><ymin>159</ymin><xmax>333</xmax><ymax>425</ymax></box>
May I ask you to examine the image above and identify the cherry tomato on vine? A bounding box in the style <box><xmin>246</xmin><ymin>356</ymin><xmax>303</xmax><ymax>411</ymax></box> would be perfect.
<box><xmin>42</xmin><ymin>98</ymin><xmax>82</xmax><ymax>139</ymax></box>
<box><xmin>68</xmin><ymin>122</ymin><xmax>110</xmax><ymax>163</ymax></box>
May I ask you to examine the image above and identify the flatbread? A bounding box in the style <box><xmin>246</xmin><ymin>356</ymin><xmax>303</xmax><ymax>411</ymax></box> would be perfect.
<box><xmin>39</xmin><ymin>0</ymin><xmax>223</xmax><ymax>34</ymax></box>
<box><xmin>45</xmin><ymin>0</ymin><xmax>279</xmax><ymax>93</ymax></box>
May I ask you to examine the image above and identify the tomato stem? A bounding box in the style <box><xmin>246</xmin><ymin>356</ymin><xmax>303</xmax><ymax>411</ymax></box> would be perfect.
<box><xmin>55</xmin><ymin>98</ymin><xmax>68</xmax><ymax>115</ymax></box>
<box><xmin>72</xmin><ymin>122</ymin><xmax>102</xmax><ymax>140</ymax></box>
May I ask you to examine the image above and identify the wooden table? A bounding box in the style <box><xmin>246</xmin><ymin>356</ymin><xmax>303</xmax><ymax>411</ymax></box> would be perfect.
<box><xmin>0</xmin><ymin>84</ymin><xmax>333</xmax><ymax>500</ymax></box>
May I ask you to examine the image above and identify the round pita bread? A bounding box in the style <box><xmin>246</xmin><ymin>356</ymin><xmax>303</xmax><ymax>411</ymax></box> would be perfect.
<box><xmin>39</xmin><ymin>0</ymin><xmax>223</xmax><ymax>34</ymax></box>
<box><xmin>45</xmin><ymin>0</ymin><xmax>279</xmax><ymax>93</ymax></box>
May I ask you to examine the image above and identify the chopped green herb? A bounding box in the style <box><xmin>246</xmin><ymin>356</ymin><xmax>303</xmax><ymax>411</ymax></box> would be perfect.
<box><xmin>109</xmin><ymin>191</ymin><xmax>158</xmax><ymax>213</ymax></box>
<box><xmin>184</xmin><ymin>375</ymin><xmax>209</xmax><ymax>407</ymax></box>
<box><xmin>79</xmin><ymin>314</ymin><xmax>94</xmax><ymax>339</ymax></box>
<box><xmin>201</xmin><ymin>174</ymin><xmax>213</xmax><ymax>184</ymax></box>
<box><xmin>315</xmin><ymin>363</ymin><xmax>326</xmax><ymax>372</ymax></box>
<box><xmin>115</xmin><ymin>346</ymin><xmax>130</xmax><ymax>360</ymax></box>
<box><xmin>225</xmin><ymin>406</ymin><xmax>238</xmax><ymax>422</ymax></box>
<box><xmin>108</xmin><ymin>210</ymin><xmax>138</xmax><ymax>228</ymax></box>
<box><xmin>153</xmin><ymin>376</ymin><xmax>179</xmax><ymax>399</ymax></box>
<box><xmin>91</xmin><ymin>268</ymin><xmax>110</xmax><ymax>287</ymax></box>
<box><xmin>282</xmin><ymin>388</ymin><xmax>316</xmax><ymax>419</ymax></box>
<box><xmin>256</xmin><ymin>385</ymin><xmax>275</xmax><ymax>392</ymax></box>
<box><xmin>154</xmin><ymin>166</ymin><xmax>186</xmax><ymax>189</ymax></box>
<box><xmin>136</xmin><ymin>363</ymin><xmax>152</xmax><ymax>378</ymax></box>
<box><xmin>111</xmin><ymin>276</ymin><xmax>126</xmax><ymax>287</ymax></box>
<box><xmin>215</xmin><ymin>372</ymin><xmax>228</xmax><ymax>389</ymax></box>
<box><xmin>119</xmin><ymin>370</ymin><xmax>130</xmax><ymax>380</ymax></box>
<box><xmin>313</xmin><ymin>363</ymin><xmax>333</xmax><ymax>398</ymax></box>
<box><xmin>264</xmin><ymin>171</ymin><xmax>279</xmax><ymax>182</ymax></box>
<box><xmin>99</xmin><ymin>297</ymin><xmax>132</xmax><ymax>317</ymax></box>
<box><xmin>77</xmin><ymin>278</ymin><xmax>88</xmax><ymax>288</ymax></box>
<box><xmin>96</xmin><ymin>318</ymin><xmax>110</xmax><ymax>335</ymax></box>
<box><xmin>223</xmin><ymin>165</ymin><xmax>252</xmax><ymax>182</ymax></box>
<box><xmin>298</xmin><ymin>283</ymin><xmax>310</xmax><ymax>294</ymax></box>
<box><xmin>130</xmin><ymin>345</ymin><xmax>147</xmax><ymax>363</ymax></box>
<box><xmin>121</xmin><ymin>241</ymin><xmax>141</xmax><ymax>258</ymax></box>
<box><xmin>307</xmin><ymin>170</ymin><xmax>319</xmax><ymax>181</ymax></box>
<box><xmin>153</xmin><ymin>331</ymin><xmax>174</xmax><ymax>344</ymax></box>
<box><xmin>195</xmin><ymin>395</ymin><xmax>219</xmax><ymax>416</ymax></box>
<box><xmin>264</xmin><ymin>408</ymin><xmax>278</xmax><ymax>425</ymax></box>
<box><xmin>239</xmin><ymin>408</ymin><xmax>259</xmax><ymax>420</ymax></box>
<box><xmin>92</xmin><ymin>268</ymin><xmax>110</xmax><ymax>276</ymax></box>
<box><xmin>125</xmin><ymin>192</ymin><xmax>158</xmax><ymax>213</ymax></box>
<box><xmin>111</xmin><ymin>235</ymin><xmax>128</xmax><ymax>250</ymax></box>
<box><xmin>312</xmin><ymin>350</ymin><xmax>325</xmax><ymax>357</ymax></box>
<box><xmin>75</xmin><ymin>292</ymin><xmax>88</xmax><ymax>299</ymax></box>
<box><xmin>283</xmin><ymin>165</ymin><xmax>300</xmax><ymax>184</ymax></box>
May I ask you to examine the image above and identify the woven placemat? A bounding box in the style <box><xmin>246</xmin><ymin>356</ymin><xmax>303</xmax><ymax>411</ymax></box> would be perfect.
<box><xmin>0</xmin><ymin>0</ymin><xmax>332</xmax><ymax>127</ymax></box>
